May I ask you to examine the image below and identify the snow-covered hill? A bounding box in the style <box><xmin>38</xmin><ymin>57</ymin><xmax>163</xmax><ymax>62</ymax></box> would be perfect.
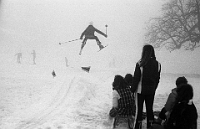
<box><xmin>0</xmin><ymin>63</ymin><xmax>199</xmax><ymax>129</ymax></box>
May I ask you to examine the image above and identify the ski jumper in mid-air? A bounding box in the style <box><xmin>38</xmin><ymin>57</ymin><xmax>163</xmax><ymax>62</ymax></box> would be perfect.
<box><xmin>79</xmin><ymin>23</ymin><xmax>107</xmax><ymax>55</ymax></box>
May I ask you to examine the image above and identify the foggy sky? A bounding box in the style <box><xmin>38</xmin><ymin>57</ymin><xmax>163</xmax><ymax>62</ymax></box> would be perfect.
<box><xmin>0</xmin><ymin>0</ymin><xmax>200</xmax><ymax>74</ymax></box>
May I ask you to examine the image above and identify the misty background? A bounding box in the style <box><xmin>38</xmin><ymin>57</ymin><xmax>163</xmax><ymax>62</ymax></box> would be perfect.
<box><xmin>0</xmin><ymin>0</ymin><xmax>200</xmax><ymax>74</ymax></box>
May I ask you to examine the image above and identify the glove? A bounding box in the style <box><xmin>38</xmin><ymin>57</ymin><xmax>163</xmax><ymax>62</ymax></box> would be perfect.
<box><xmin>109</xmin><ymin>107</ymin><xmax>118</xmax><ymax>117</ymax></box>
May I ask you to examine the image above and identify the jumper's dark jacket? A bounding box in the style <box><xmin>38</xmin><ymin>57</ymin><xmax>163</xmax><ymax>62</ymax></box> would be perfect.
<box><xmin>80</xmin><ymin>25</ymin><xmax>107</xmax><ymax>39</ymax></box>
<box><xmin>131</xmin><ymin>58</ymin><xmax>161</xmax><ymax>95</ymax></box>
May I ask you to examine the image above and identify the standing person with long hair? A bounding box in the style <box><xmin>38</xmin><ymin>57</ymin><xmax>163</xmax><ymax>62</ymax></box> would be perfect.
<box><xmin>131</xmin><ymin>44</ymin><xmax>161</xmax><ymax>129</ymax></box>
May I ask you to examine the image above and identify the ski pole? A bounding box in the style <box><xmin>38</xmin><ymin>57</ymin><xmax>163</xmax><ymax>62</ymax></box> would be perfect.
<box><xmin>105</xmin><ymin>25</ymin><xmax>108</xmax><ymax>36</ymax></box>
<box><xmin>59</xmin><ymin>38</ymin><xmax>80</xmax><ymax>45</ymax></box>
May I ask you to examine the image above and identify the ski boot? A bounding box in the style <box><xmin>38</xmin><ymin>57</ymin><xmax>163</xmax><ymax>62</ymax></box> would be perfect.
<box><xmin>79</xmin><ymin>49</ymin><xmax>82</xmax><ymax>55</ymax></box>
<box><xmin>99</xmin><ymin>45</ymin><xmax>104</xmax><ymax>50</ymax></box>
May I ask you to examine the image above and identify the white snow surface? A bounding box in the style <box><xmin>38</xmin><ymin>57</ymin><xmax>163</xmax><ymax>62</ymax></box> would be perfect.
<box><xmin>0</xmin><ymin>63</ymin><xmax>200</xmax><ymax>129</ymax></box>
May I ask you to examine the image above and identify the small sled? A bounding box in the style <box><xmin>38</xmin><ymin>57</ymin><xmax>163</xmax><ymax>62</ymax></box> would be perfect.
<box><xmin>81</xmin><ymin>66</ymin><xmax>91</xmax><ymax>73</ymax></box>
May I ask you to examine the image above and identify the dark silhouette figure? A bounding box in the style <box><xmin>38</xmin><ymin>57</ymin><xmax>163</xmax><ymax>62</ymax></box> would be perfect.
<box><xmin>155</xmin><ymin>76</ymin><xmax>188</xmax><ymax>125</ymax></box>
<box><xmin>131</xmin><ymin>44</ymin><xmax>161</xmax><ymax>129</ymax></box>
<box><xmin>52</xmin><ymin>70</ymin><xmax>56</xmax><ymax>78</ymax></box>
<box><xmin>31</xmin><ymin>50</ymin><xmax>36</xmax><ymax>65</ymax></box>
<box><xmin>15</xmin><ymin>52</ymin><xmax>22</xmax><ymax>64</ymax></box>
<box><xmin>65</xmin><ymin>57</ymin><xmax>69</xmax><ymax>67</ymax></box>
<box><xmin>151</xmin><ymin>84</ymin><xmax>198</xmax><ymax>129</ymax></box>
<box><xmin>166</xmin><ymin>84</ymin><xmax>198</xmax><ymax>129</ymax></box>
<box><xmin>79</xmin><ymin>22</ymin><xmax>107</xmax><ymax>55</ymax></box>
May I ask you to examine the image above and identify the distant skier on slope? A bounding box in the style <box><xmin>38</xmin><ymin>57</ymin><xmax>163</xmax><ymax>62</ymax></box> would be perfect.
<box><xmin>31</xmin><ymin>50</ymin><xmax>36</xmax><ymax>65</ymax></box>
<box><xmin>79</xmin><ymin>22</ymin><xmax>107</xmax><ymax>55</ymax></box>
<box><xmin>15</xmin><ymin>52</ymin><xmax>22</xmax><ymax>64</ymax></box>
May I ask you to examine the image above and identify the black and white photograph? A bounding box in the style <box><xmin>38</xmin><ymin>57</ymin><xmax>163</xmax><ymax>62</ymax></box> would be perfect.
<box><xmin>0</xmin><ymin>0</ymin><xmax>199</xmax><ymax>129</ymax></box>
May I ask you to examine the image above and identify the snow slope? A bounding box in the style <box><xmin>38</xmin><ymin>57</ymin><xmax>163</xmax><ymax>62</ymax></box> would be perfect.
<box><xmin>0</xmin><ymin>64</ymin><xmax>199</xmax><ymax>129</ymax></box>
<box><xmin>0</xmin><ymin>64</ymin><xmax>115</xmax><ymax>129</ymax></box>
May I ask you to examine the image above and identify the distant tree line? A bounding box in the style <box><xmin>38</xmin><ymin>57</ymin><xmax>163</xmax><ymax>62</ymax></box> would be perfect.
<box><xmin>145</xmin><ymin>0</ymin><xmax>200</xmax><ymax>51</ymax></box>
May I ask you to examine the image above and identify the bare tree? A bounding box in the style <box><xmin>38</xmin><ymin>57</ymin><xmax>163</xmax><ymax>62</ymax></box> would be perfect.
<box><xmin>145</xmin><ymin>0</ymin><xmax>200</xmax><ymax>51</ymax></box>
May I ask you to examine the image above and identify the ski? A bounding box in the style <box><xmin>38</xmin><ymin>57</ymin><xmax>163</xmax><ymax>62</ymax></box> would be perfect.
<box><xmin>98</xmin><ymin>45</ymin><xmax>108</xmax><ymax>52</ymax></box>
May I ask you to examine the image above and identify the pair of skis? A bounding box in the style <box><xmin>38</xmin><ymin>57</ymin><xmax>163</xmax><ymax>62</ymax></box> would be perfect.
<box><xmin>59</xmin><ymin>24</ymin><xmax>108</xmax><ymax>45</ymax></box>
<box><xmin>59</xmin><ymin>39</ymin><xmax>108</xmax><ymax>54</ymax></box>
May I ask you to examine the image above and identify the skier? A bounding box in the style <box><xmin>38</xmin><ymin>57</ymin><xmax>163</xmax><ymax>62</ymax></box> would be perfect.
<box><xmin>65</xmin><ymin>57</ymin><xmax>69</xmax><ymax>67</ymax></box>
<box><xmin>15</xmin><ymin>52</ymin><xmax>22</xmax><ymax>64</ymax></box>
<box><xmin>52</xmin><ymin>70</ymin><xmax>56</xmax><ymax>78</ymax></box>
<box><xmin>79</xmin><ymin>22</ymin><xmax>107</xmax><ymax>55</ymax></box>
<box><xmin>31</xmin><ymin>50</ymin><xmax>36</xmax><ymax>65</ymax></box>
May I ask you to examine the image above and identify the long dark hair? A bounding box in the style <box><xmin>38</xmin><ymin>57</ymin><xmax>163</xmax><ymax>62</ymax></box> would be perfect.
<box><xmin>139</xmin><ymin>44</ymin><xmax>156</xmax><ymax>67</ymax></box>
<box><xmin>112</xmin><ymin>75</ymin><xmax>125</xmax><ymax>90</ymax></box>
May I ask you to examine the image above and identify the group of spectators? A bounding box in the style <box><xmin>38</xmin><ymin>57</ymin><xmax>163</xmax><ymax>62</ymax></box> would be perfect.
<box><xmin>109</xmin><ymin>44</ymin><xmax>198</xmax><ymax>129</ymax></box>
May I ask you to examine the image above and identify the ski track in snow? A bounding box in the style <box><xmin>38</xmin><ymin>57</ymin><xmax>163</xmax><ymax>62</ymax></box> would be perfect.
<box><xmin>15</xmin><ymin>77</ymin><xmax>76</xmax><ymax>129</ymax></box>
<box><xmin>1</xmin><ymin>71</ymin><xmax>112</xmax><ymax>129</ymax></box>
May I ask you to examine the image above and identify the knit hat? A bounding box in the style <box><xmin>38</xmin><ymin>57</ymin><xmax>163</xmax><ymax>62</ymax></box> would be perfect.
<box><xmin>176</xmin><ymin>76</ymin><xmax>188</xmax><ymax>87</ymax></box>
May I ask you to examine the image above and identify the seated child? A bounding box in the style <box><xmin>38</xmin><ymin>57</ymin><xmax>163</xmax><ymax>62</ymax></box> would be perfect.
<box><xmin>152</xmin><ymin>84</ymin><xmax>198</xmax><ymax>129</ymax></box>
<box><xmin>155</xmin><ymin>76</ymin><xmax>188</xmax><ymax>124</ymax></box>
<box><xmin>110</xmin><ymin>75</ymin><xmax>135</xmax><ymax>129</ymax></box>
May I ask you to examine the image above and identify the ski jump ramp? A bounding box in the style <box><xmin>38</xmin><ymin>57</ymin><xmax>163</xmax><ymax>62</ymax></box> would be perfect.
<box><xmin>13</xmin><ymin>72</ymin><xmax>114</xmax><ymax>129</ymax></box>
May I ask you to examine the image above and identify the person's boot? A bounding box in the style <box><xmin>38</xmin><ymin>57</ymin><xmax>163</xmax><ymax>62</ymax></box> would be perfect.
<box><xmin>79</xmin><ymin>49</ymin><xmax>82</xmax><ymax>55</ymax></box>
<box><xmin>99</xmin><ymin>44</ymin><xmax>104</xmax><ymax>50</ymax></box>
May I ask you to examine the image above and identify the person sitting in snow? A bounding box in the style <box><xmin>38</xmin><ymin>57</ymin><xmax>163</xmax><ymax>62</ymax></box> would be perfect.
<box><xmin>124</xmin><ymin>73</ymin><xmax>136</xmax><ymax>117</ymax></box>
<box><xmin>79</xmin><ymin>22</ymin><xmax>107</xmax><ymax>55</ymax></box>
<box><xmin>109</xmin><ymin>75</ymin><xmax>135</xmax><ymax>129</ymax></box>
<box><xmin>151</xmin><ymin>84</ymin><xmax>198</xmax><ymax>129</ymax></box>
<box><xmin>155</xmin><ymin>76</ymin><xmax>188</xmax><ymax>125</ymax></box>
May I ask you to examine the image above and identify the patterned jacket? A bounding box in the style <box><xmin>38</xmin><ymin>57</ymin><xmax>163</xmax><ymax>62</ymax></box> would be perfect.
<box><xmin>117</xmin><ymin>87</ymin><xmax>135</xmax><ymax>117</ymax></box>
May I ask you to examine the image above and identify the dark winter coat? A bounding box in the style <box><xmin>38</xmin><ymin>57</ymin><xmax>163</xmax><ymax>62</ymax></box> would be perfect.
<box><xmin>80</xmin><ymin>25</ymin><xmax>107</xmax><ymax>39</ymax></box>
<box><xmin>165</xmin><ymin>102</ymin><xmax>198</xmax><ymax>129</ymax></box>
<box><xmin>131</xmin><ymin>58</ymin><xmax>161</xmax><ymax>95</ymax></box>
